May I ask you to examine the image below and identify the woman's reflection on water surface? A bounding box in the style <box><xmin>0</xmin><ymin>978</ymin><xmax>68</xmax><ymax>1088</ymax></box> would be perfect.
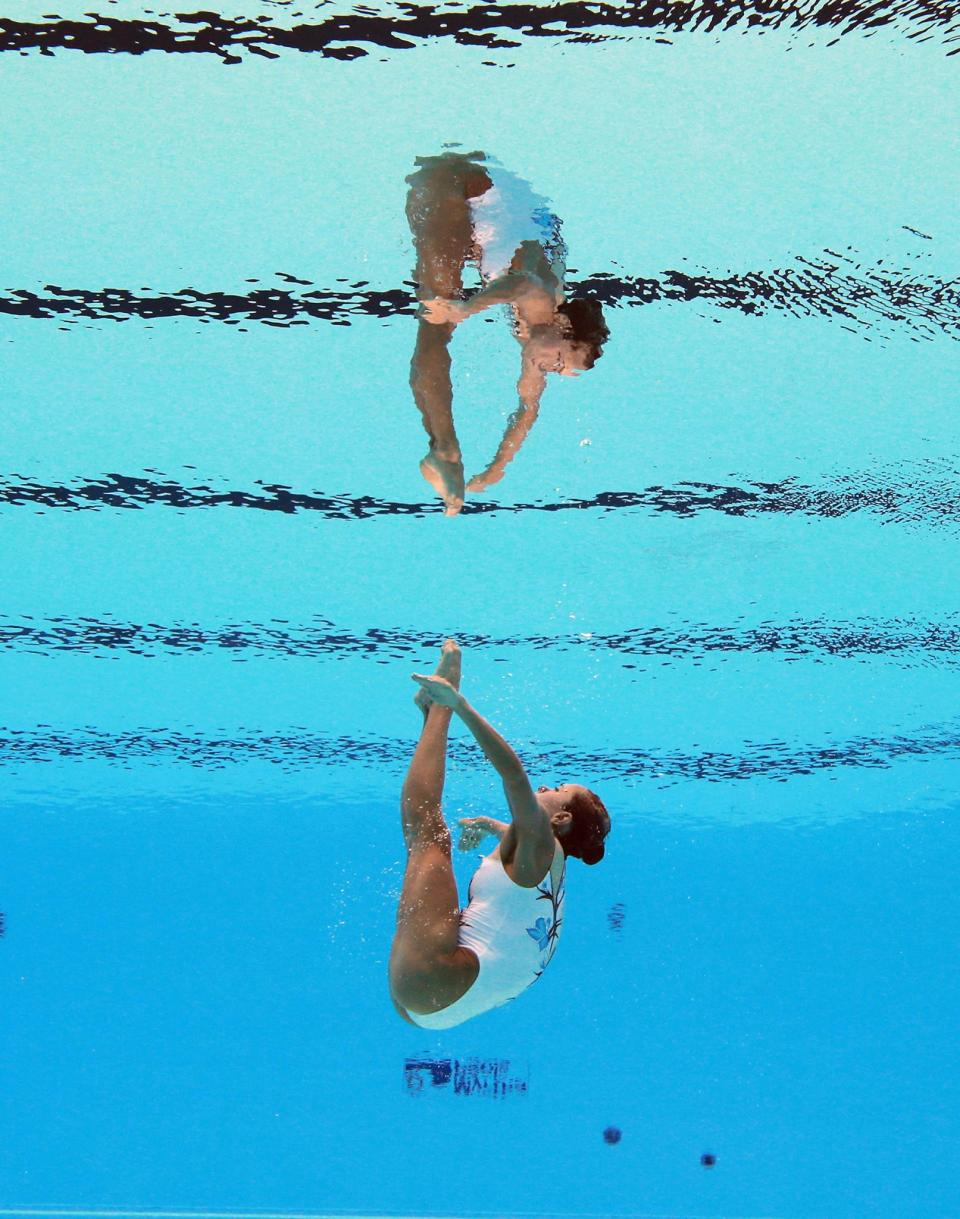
<box><xmin>406</xmin><ymin>148</ymin><xmax>610</xmax><ymax>515</ymax></box>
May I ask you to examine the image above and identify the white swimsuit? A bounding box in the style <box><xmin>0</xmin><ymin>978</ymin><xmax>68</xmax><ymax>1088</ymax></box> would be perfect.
<box><xmin>406</xmin><ymin>839</ymin><xmax>567</xmax><ymax>1030</ymax></box>
<box><xmin>468</xmin><ymin>160</ymin><xmax>567</xmax><ymax>286</ymax></box>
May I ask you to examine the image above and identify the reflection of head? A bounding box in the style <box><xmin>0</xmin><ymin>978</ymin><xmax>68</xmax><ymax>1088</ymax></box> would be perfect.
<box><xmin>563</xmin><ymin>788</ymin><xmax>611</xmax><ymax>866</ymax></box>
<box><xmin>556</xmin><ymin>298</ymin><xmax>610</xmax><ymax>369</ymax></box>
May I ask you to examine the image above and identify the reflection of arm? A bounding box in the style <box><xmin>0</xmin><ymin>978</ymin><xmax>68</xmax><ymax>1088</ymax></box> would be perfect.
<box><xmin>457</xmin><ymin>272</ymin><xmax>530</xmax><ymax>317</ymax></box>
<box><xmin>468</xmin><ymin>354</ymin><xmax>546</xmax><ymax>491</ymax></box>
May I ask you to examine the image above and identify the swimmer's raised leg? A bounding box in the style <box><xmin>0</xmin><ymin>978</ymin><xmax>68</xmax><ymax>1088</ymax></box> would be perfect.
<box><xmin>390</xmin><ymin>639</ymin><xmax>478</xmax><ymax>1017</ymax></box>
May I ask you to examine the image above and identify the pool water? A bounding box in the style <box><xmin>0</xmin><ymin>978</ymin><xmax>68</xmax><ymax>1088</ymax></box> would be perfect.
<box><xmin>2</xmin><ymin>6</ymin><xmax>959</xmax><ymax>1218</ymax></box>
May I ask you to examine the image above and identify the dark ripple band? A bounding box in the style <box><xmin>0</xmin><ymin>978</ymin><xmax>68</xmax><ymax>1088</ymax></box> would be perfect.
<box><xmin>3</xmin><ymin>254</ymin><xmax>959</xmax><ymax>341</ymax></box>
<box><xmin>2</xmin><ymin>613</ymin><xmax>960</xmax><ymax>667</ymax></box>
<box><xmin>1</xmin><ymin>722</ymin><xmax>958</xmax><ymax>783</ymax></box>
<box><xmin>1</xmin><ymin>464</ymin><xmax>959</xmax><ymax>526</ymax></box>
<box><xmin>1</xmin><ymin>1</ymin><xmax>958</xmax><ymax>63</ymax></box>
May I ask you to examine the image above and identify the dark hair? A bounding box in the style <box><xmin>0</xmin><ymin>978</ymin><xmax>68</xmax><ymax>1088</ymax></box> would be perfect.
<box><xmin>556</xmin><ymin>298</ymin><xmax>610</xmax><ymax>368</ymax></box>
<box><xmin>562</xmin><ymin>788</ymin><xmax>611</xmax><ymax>866</ymax></box>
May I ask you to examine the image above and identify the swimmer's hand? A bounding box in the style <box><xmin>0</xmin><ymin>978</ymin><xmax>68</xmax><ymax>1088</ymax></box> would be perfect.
<box><xmin>419</xmin><ymin>298</ymin><xmax>467</xmax><ymax>325</ymax></box>
<box><xmin>410</xmin><ymin>673</ymin><xmax>463</xmax><ymax>708</ymax></box>
<box><xmin>457</xmin><ymin>816</ymin><xmax>508</xmax><ymax>850</ymax></box>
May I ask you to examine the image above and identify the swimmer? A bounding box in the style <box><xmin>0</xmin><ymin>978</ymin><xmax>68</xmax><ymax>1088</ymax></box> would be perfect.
<box><xmin>406</xmin><ymin>149</ymin><xmax>610</xmax><ymax>514</ymax></box>
<box><xmin>388</xmin><ymin>640</ymin><xmax>611</xmax><ymax>1028</ymax></box>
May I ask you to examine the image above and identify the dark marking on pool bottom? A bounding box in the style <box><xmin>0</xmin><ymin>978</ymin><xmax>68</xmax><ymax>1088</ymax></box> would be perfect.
<box><xmin>1</xmin><ymin>0</ymin><xmax>958</xmax><ymax>64</ymax></box>
<box><xmin>607</xmin><ymin>903</ymin><xmax>626</xmax><ymax>932</ymax></box>
<box><xmin>3</xmin><ymin>251</ymin><xmax>958</xmax><ymax>341</ymax></box>
<box><xmin>2</xmin><ymin>721</ymin><xmax>960</xmax><ymax>784</ymax></box>
<box><xmin>3</xmin><ymin>459</ymin><xmax>960</xmax><ymax>530</ymax></box>
<box><xmin>0</xmin><ymin>912</ymin><xmax>5</xmax><ymax>938</ymax></box>
<box><xmin>404</xmin><ymin>1056</ymin><xmax>527</xmax><ymax>1098</ymax></box>
<box><xmin>603</xmin><ymin>1125</ymin><xmax>622</xmax><ymax>1143</ymax></box>
<box><xmin>701</xmin><ymin>1152</ymin><xmax>718</xmax><ymax>1167</ymax></box>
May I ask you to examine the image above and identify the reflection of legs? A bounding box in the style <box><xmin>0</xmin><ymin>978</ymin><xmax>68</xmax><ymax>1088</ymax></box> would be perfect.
<box><xmin>389</xmin><ymin>644</ymin><xmax>479</xmax><ymax>1015</ymax></box>
<box><xmin>411</xmin><ymin>319</ymin><xmax>458</xmax><ymax>459</ymax></box>
<box><xmin>410</xmin><ymin>319</ymin><xmax>465</xmax><ymax>515</ymax></box>
<box><xmin>406</xmin><ymin>167</ymin><xmax>473</xmax><ymax>516</ymax></box>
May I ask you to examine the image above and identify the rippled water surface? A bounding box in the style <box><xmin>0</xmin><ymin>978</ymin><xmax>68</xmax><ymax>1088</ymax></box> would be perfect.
<box><xmin>2</xmin><ymin>5</ymin><xmax>959</xmax><ymax>1218</ymax></box>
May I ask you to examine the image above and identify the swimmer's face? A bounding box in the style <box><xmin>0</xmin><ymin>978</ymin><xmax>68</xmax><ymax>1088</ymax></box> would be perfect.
<box><xmin>536</xmin><ymin>783</ymin><xmax>589</xmax><ymax>826</ymax></box>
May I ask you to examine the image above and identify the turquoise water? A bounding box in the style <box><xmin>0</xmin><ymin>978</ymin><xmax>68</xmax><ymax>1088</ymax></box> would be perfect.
<box><xmin>2</xmin><ymin>7</ymin><xmax>959</xmax><ymax>1218</ymax></box>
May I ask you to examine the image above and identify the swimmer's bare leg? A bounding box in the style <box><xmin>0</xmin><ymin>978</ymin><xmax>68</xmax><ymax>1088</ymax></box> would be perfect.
<box><xmin>404</xmin><ymin>641</ymin><xmax>462</xmax><ymax>815</ymax></box>
<box><xmin>390</xmin><ymin>640</ymin><xmax>478</xmax><ymax>1017</ymax></box>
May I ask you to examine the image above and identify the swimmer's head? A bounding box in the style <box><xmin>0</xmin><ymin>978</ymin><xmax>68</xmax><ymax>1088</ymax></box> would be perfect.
<box><xmin>536</xmin><ymin>783</ymin><xmax>611</xmax><ymax>865</ymax></box>
<box><xmin>528</xmin><ymin>298</ymin><xmax>610</xmax><ymax>377</ymax></box>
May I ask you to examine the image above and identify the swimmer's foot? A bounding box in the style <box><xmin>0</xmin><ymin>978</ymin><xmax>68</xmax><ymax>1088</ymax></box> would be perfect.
<box><xmin>415</xmin><ymin>639</ymin><xmax>462</xmax><ymax>720</ymax></box>
<box><xmin>436</xmin><ymin>639</ymin><xmax>462</xmax><ymax>688</ymax></box>
<box><xmin>420</xmin><ymin>449</ymin><xmax>465</xmax><ymax>517</ymax></box>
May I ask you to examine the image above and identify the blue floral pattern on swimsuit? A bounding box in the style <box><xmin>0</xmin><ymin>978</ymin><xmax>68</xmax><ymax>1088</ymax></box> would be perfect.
<box><xmin>526</xmin><ymin>916</ymin><xmax>552</xmax><ymax>951</ymax></box>
<box><xmin>527</xmin><ymin>861</ymin><xmax>565</xmax><ymax>981</ymax></box>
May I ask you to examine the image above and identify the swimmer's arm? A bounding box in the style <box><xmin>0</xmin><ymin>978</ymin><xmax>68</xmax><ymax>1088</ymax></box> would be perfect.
<box><xmin>457</xmin><ymin>816</ymin><xmax>509</xmax><ymax>850</ymax></box>
<box><xmin>409</xmin><ymin>679</ymin><xmax>525</xmax><ymax>786</ymax></box>
<box><xmin>452</xmin><ymin>697</ymin><xmax>550</xmax><ymax>840</ymax></box>
<box><xmin>408</xmin><ymin>678</ymin><xmax>553</xmax><ymax>841</ymax></box>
